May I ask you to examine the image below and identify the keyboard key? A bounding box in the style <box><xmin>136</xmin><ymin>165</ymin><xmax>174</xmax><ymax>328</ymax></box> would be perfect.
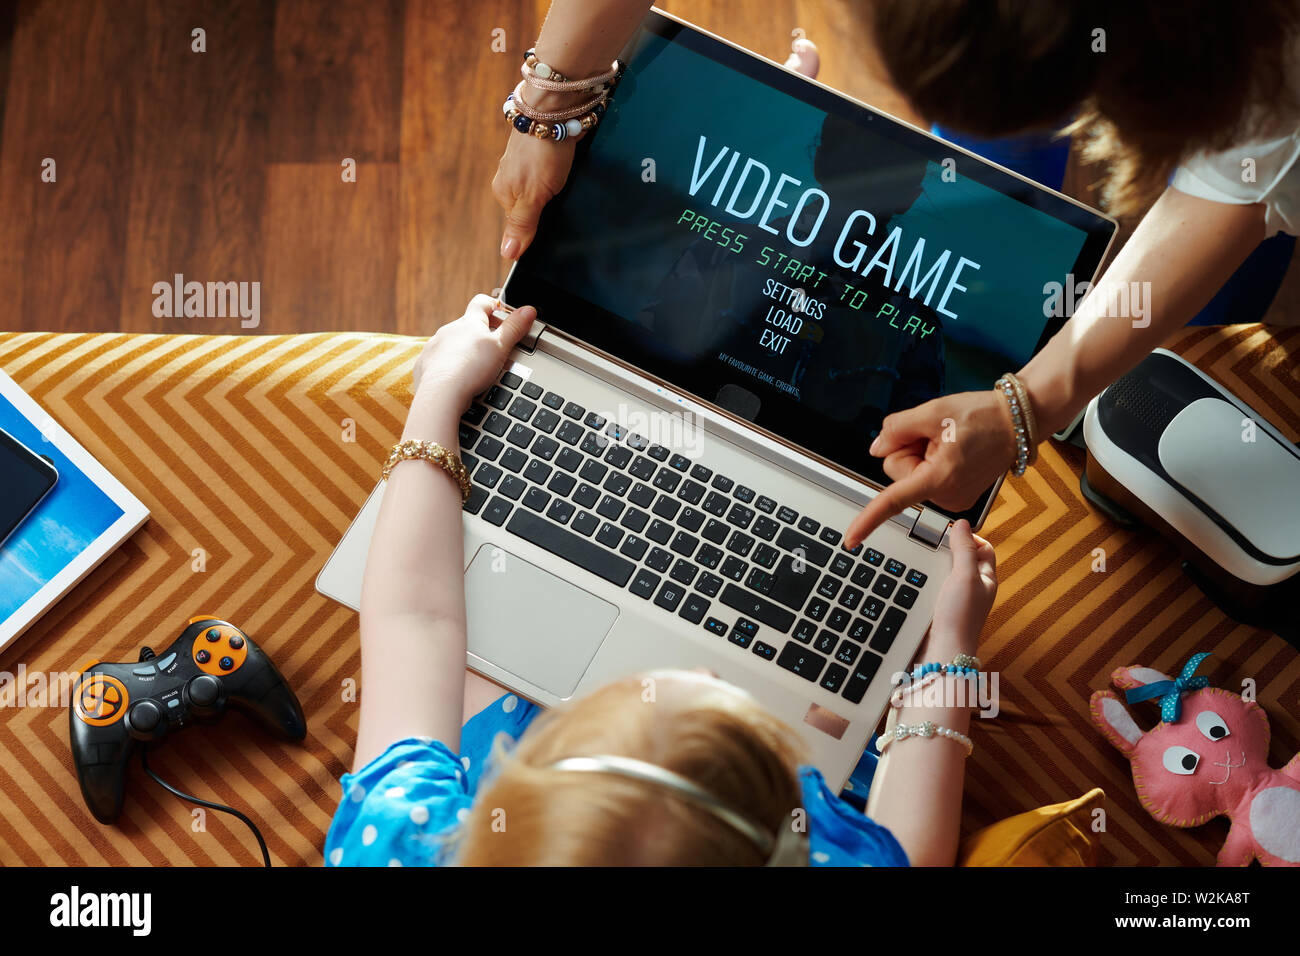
<box><xmin>711</xmin><ymin>474</ymin><xmax>734</xmax><ymax>493</ymax></box>
<box><xmin>542</xmin><ymin>391</ymin><xmax>564</xmax><ymax>410</ymax></box>
<box><xmin>646</xmin><ymin>520</ymin><xmax>673</xmax><ymax>545</ymax></box>
<box><xmin>752</xmin><ymin>544</ymin><xmax>779</xmax><ymax>569</ymax></box>
<box><xmin>652</xmin><ymin>495</ymin><xmax>681</xmax><ymax>520</ymax></box>
<box><xmin>507</xmin><ymin>424</ymin><xmax>535</xmax><ymax>448</ymax></box>
<box><xmin>475</xmin><ymin>462</ymin><xmax>502</xmax><ymax>488</ymax></box>
<box><xmin>835</xmin><ymin>641</ymin><xmax>861</xmax><ymax>666</ymax></box>
<box><xmin>500</xmin><ymin>372</ymin><xmax>522</xmax><ymax>390</ymax></box>
<box><xmin>481</xmin><ymin>496</ymin><xmax>512</xmax><ymax>526</ymax></box>
<box><xmin>752</xmin><ymin>641</ymin><xmax>777</xmax><ymax>661</ymax></box>
<box><xmin>584</xmin><ymin>412</ymin><xmax>607</xmax><ymax>430</ymax></box>
<box><xmin>476</xmin><ymin>435</ymin><xmax>504</xmax><ymax>461</ymax></box>
<box><xmin>818</xmin><ymin>527</ymin><xmax>841</xmax><ymax>547</ymax></box>
<box><xmin>679</xmin><ymin>593</ymin><xmax>710</xmax><ymax>625</ymax></box>
<box><xmin>646</xmin><ymin>547</ymin><xmax>673</xmax><ymax>572</ymax></box>
<box><xmin>777</xmin><ymin>643</ymin><xmax>825</xmax><ymax>682</ymax></box>
<box><xmin>776</xmin><ymin>505</ymin><xmax>798</xmax><ymax>524</ymax></box>
<box><xmin>701</xmin><ymin>492</ymin><xmax>729</xmax><ymax>517</ymax></box>
<box><xmin>726</xmin><ymin>531</ymin><xmax>755</xmax><ymax>558</ymax></box>
<box><xmin>775</xmin><ymin>528</ymin><xmax>831</xmax><ymax>567</ymax></box>
<box><xmin>829</xmin><ymin>553</ymin><xmax>854</xmax><ymax>578</ymax></box>
<box><xmin>626</xmin><ymin>433</ymin><xmax>648</xmax><ymax>451</ymax></box>
<box><xmin>562</xmin><ymin>401</ymin><xmax>585</xmax><ymax>420</ymax></box>
<box><xmin>462</xmin><ymin>403</ymin><xmax>488</xmax><ymax>425</ymax></box>
<box><xmin>719</xmin><ymin>556</ymin><xmax>748</xmax><ymax>582</ymax></box>
<box><xmin>533</xmin><ymin>409</ymin><xmax>561</xmax><ymax>434</ymax></box>
<box><xmin>851</xmin><ymin>565</ymin><xmax>876</xmax><ymax>588</ymax></box>
<box><xmin>696</xmin><ymin>572</ymin><xmax>723</xmax><ymax>597</ymax></box>
<box><xmin>532</xmin><ymin>435</ymin><xmax>558</xmax><ymax>460</ymax></box>
<box><xmin>690</xmin><ymin>463</ymin><xmax>713</xmax><ymax>482</ymax></box>
<box><xmin>500</xmin><ymin>447</ymin><xmax>527</xmax><ymax>473</ymax></box>
<box><xmin>676</xmin><ymin>480</ymin><xmax>706</xmax><ymax>505</ymax></box>
<box><xmin>675</xmin><ymin>507</ymin><xmax>704</xmax><ymax>532</ymax></box>
<box><xmin>571</xmin><ymin>511</ymin><xmax>599</xmax><ymax>536</ymax></box>
<box><xmin>733</xmin><ymin>485</ymin><xmax>755</xmax><ymax>504</ymax></box>
<box><xmin>647</xmin><ymin>444</ymin><xmax>669</xmax><ymax>461</ymax></box>
<box><xmin>654</xmin><ymin>582</ymin><xmax>685</xmax><ymax>612</ymax></box>
<box><xmin>505</xmin><ymin>511</ymin><xmax>634</xmax><ymax>587</ymax></box>
<box><xmin>838</xmin><ymin>586</ymin><xmax>864</xmax><ymax>611</ymax></box>
<box><xmin>573</xmin><ymin>483</ymin><xmax>600</xmax><ymax>508</ymax></box>
<box><xmin>484</xmin><ymin>385</ymin><xmax>511</xmax><ymax>409</ymax></box>
<box><xmin>521</xmin><ymin>381</ymin><xmax>544</xmax><ymax>400</ymax></box>
<box><xmin>465</xmin><ymin>485</ymin><xmax>488</xmax><ymax>515</ymax></box>
<box><xmin>595</xmin><ymin>522</ymin><xmax>623</xmax><ymax>549</ymax></box>
<box><xmin>792</xmin><ymin>619</ymin><xmax>817</xmax><ymax>644</ymax></box>
<box><xmin>728</xmin><ymin>628</ymin><xmax>754</xmax><ymax>649</ymax></box>
<box><xmin>751</xmin><ymin>516</ymin><xmax>780</xmax><ymax>541</ymax></box>
<box><xmin>720</xmin><ymin>584</ymin><xmax>795</xmax><ymax>632</ymax></box>
<box><xmin>826</xmin><ymin>608</ymin><xmax>850</xmax><ymax>632</ymax></box>
<box><xmin>500</xmin><ymin>475</ymin><xmax>526</xmax><ymax>500</ymax></box>
<box><xmin>816</xmin><ymin>575</ymin><xmax>842</xmax><ymax>600</ymax></box>
<box><xmin>555</xmin><ymin>447</ymin><xmax>583</xmax><ymax>472</ymax></box>
<box><xmin>871</xmin><ymin>575</ymin><xmax>897</xmax><ymax>599</ymax></box>
<box><xmin>755</xmin><ymin>495</ymin><xmax>777</xmax><ymax>514</ymax></box>
<box><xmin>580</xmin><ymin>431</ymin><xmax>609</xmax><ymax>457</ymax></box>
<box><xmin>556</xmin><ymin>420</ymin><xmax>584</xmax><ymax>446</ymax></box>
<box><xmin>842</xmin><ymin>653</ymin><xmax>883</xmax><ymax>704</ymax></box>
<box><xmin>702</xmin><ymin>519</ymin><xmax>729</xmax><ymax>544</ymax></box>
<box><xmin>869</xmin><ymin>607</ymin><xmax>907</xmax><ymax>654</ymax></box>
<box><xmin>483</xmin><ymin>411</ymin><xmax>511</xmax><ymax>436</ymax></box>
<box><xmin>763</xmin><ymin>554</ymin><xmax>820</xmax><ymax>612</ymax></box>
<box><xmin>619</xmin><ymin>507</ymin><xmax>648</xmax><ymax>533</ymax></box>
<box><xmin>629</xmin><ymin>456</ymin><xmax>657</xmax><ymax>481</ymax></box>
<box><xmin>670</xmin><ymin>559</ymin><xmax>698</xmax><ymax>586</ymax></box>
<box><xmin>847</xmin><ymin>618</ymin><xmax>872</xmax><ymax>643</ymax></box>
<box><xmin>862</xmin><ymin>597</ymin><xmax>886</xmax><ymax>621</ymax></box>
<box><xmin>668</xmin><ymin>453</ymin><xmax>691</xmax><ymax>472</ymax></box>
<box><xmin>604</xmin><ymin>445</ymin><xmax>632</xmax><ymax>470</ymax></box>
<box><xmin>507</xmin><ymin>397</ymin><xmax>536</xmax><ymax>421</ymax></box>
<box><xmin>604</xmin><ymin>421</ymin><xmax>626</xmax><ymax>442</ymax></box>
<box><xmin>703</xmin><ymin>616</ymin><xmax>728</xmax><ymax>636</ymax></box>
<box><xmin>669</xmin><ymin>531</ymin><xmax>698</xmax><ymax>557</ymax></box>
<box><xmin>546</xmin><ymin>499</ymin><xmax>575</xmax><ymax>525</ymax></box>
<box><xmin>652</xmin><ymin>468</ymin><xmax>681</xmax><ymax>493</ymax></box>
<box><xmin>885</xmin><ymin>558</ymin><xmax>906</xmax><ymax>577</ymax></box>
<box><xmin>628</xmin><ymin>482</ymin><xmax>656</xmax><ymax>508</ymax></box>
<box><xmin>619</xmin><ymin>535</ymin><xmax>649</xmax><ymax>561</ymax></box>
<box><xmin>603</xmin><ymin>472</ymin><xmax>631</xmax><ymax>496</ymax></box>
<box><xmin>844</xmin><ymin>542</ymin><xmax>864</xmax><ymax>556</ymax></box>
<box><xmin>523</xmin><ymin>487</ymin><xmax>551</xmax><ymax>513</ymax></box>
<box><xmin>806</xmin><ymin>598</ymin><xmax>828</xmax><ymax>621</ymax></box>
<box><xmin>820</xmin><ymin>664</ymin><xmax>848</xmax><ymax>693</ymax></box>
<box><xmin>864</xmin><ymin>548</ymin><xmax>885</xmax><ymax>566</ymax></box>
<box><xmin>630</xmin><ymin>569</ymin><xmax>660</xmax><ymax>599</ymax></box>
<box><xmin>894</xmin><ymin>584</ymin><xmax>919</xmax><ymax>609</ymax></box>
<box><xmin>695</xmin><ymin>545</ymin><xmax>723</xmax><ymax>569</ymax></box>
<box><xmin>458</xmin><ymin>422</ymin><xmax>480</xmax><ymax>449</ymax></box>
<box><xmin>548</xmin><ymin>472</ymin><xmax>576</xmax><ymax>497</ymax></box>
<box><xmin>813</xmin><ymin>630</ymin><xmax>837</xmax><ymax>654</ymax></box>
<box><xmin>726</xmin><ymin>504</ymin><xmax>755</xmax><ymax>529</ymax></box>
<box><xmin>597</xmin><ymin>495</ymin><xmax>624</xmax><ymax>521</ymax></box>
<box><xmin>461</xmin><ymin>452</ymin><xmax>479</xmax><ymax>475</ymax></box>
<box><xmin>524</xmin><ymin>460</ymin><xmax>552</xmax><ymax>486</ymax></box>
<box><xmin>798</xmin><ymin>516</ymin><xmax>820</xmax><ymax>536</ymax></box>
<box><xmin>905</xmin><ymin>568</ymin><xmax>928</xmax><ymax>588</ymax></box>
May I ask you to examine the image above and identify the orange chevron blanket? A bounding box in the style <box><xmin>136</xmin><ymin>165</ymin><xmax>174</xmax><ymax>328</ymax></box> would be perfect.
<box><xmin>0</xmin><ymin>326</ymin><xmax>1295</xmax><ymax>866</ymax></box>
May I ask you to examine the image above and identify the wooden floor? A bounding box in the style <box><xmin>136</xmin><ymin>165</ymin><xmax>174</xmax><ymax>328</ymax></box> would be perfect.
<box><xmin>0</xmin><ymin>0</ymin><xmax>1294</xmax><ymax>335</ymax></box>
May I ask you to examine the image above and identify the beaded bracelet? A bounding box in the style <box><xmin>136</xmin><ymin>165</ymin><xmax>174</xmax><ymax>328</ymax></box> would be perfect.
<box><xmin>994</xmin><ymin>374</ymin><xmax>1036</xmax><ymax>476</ymax></box>
<box><xmin>876</xmin><ymin>720</ymin><xmax>974</xmax><ymax>757</ymax></box>
<box><xmin>503</xmin><ymin>92</ymin><xmax>608</xmax><ymax>141</ymax></box>
<box><xmin>909</xmin><ymin>655</ymin><xmax>981</xmax><ymax>680</ymax></box>
<box><xmin>381</xmin><ymin>439</ymin><xmax>472</xmax><ymax>505</ymax></box>
<box><xmin>522</xmin><ymin>49</ymin><xmax>622</xmax><ymax>92</ymax></box>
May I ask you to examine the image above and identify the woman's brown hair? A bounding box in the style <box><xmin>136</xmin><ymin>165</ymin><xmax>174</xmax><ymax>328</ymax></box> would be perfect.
<box><xmin>450</xmin><ymin>676</ymin><xmax>806</xmax><ymax>865</ymax></box>
<box><xmin>869</xmin><ymin>0</ymin><xmax>1300</xmax><ymax>214</ymax></box>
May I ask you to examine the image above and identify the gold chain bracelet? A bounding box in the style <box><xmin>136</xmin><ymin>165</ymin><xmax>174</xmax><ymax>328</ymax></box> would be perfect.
<box><xmin>381</xmin><ymin>439</ymin><xmax>472</xmax><ymax>504</ymax></box>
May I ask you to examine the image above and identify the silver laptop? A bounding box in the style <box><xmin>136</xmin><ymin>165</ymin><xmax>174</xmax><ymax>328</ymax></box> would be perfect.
<box><xmin>318</xmin><ymin>9</ymin><xmax>1116</xmax><ymax>789</ymax></box>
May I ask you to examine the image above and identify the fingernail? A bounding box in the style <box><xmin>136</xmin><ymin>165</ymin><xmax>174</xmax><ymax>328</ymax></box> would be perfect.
<box><xmin>501</xmin><ymin>237</ymin><xmax>519</xmax><ymax>259</ymax></box>
<box><xmin>869</xmin><ymin>436</ymin><xmax>880</xmax><ymax>454</ymax></box>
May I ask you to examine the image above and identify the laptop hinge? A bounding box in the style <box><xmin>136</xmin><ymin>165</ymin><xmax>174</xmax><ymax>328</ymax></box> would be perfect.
<box><xmin>494</xmin><ymin>307</ymin><xmax>545</xmax><ymax>354</ymax></box>
<box><xmin>908</xmin><ymin>508</ymin><xmax>950</xmax><ymax>549</ymax></box>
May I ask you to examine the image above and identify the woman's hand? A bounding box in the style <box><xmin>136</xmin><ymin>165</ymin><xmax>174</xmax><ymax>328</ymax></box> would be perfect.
<box><xmin>412</xmin><ymin>295</ymin><xmax>538</xmax><ymax>410</ymax></box>
<box><xmin>493</xmin><ymin>132</ymin><xmax>578</xmax><ymax>261</ymax></box>
<box><xmin>843</xmin><ymin>390</ymin><xmax>1018</xmax><ymax>549</ymax></box>
<box><xmin>922</xmin><ymin>519</ymin><xmax>997</xmax><ymax>657</ymax></box>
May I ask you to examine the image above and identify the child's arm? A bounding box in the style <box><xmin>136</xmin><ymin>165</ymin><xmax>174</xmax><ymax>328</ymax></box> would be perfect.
<box><xmin>351</xmin><ymin>298</ymin><xmax>537</xmax><ymax>771</ymax></box>
<box><xmin>865</xmin><ymin>520</ymin><xmax>996</xmax><ymax>866</ymax></box>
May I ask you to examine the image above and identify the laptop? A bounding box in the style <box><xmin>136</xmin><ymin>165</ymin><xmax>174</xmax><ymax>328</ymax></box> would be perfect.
<box><xmin>317</xmin><ymin>8</ymin><xmax>1116</xmax><ymax>789</ymax></box>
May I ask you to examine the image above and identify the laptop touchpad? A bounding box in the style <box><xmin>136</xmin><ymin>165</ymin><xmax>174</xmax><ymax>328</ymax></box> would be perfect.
<box><xmin>464</xmin><ymin>546</ymin><xmax>618</xmax><ymax>698</ymax></box>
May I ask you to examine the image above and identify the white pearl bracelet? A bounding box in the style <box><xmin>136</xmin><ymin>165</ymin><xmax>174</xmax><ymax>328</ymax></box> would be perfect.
<box><xmin>876</xmin><ymin>720</ymin><xmax>973</xmax><ymax>757</ymax></box>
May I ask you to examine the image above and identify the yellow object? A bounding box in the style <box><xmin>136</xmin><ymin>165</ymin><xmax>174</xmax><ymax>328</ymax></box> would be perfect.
<box><xmin>382</xmin><ymin>439</ymin><xmax>472</xmax><ymax>503</ymax></box>
<box><xmin>958</xmin><ymin>789</ymin><xmax>1105</xmax><ymax>866</ymax></box>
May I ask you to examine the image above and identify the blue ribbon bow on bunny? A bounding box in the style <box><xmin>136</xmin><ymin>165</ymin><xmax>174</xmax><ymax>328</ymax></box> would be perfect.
<box><xmin>1123</xmin><ymin>652</ymin><xmax>1211</xmax><ymax>723</ymax></box>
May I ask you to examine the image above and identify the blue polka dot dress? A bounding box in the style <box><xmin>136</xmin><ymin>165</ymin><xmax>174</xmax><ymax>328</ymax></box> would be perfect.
<box><xmin>325</xmin><ymin>693</ymin><xmax>908</xmax><ymax>867</ymax></box>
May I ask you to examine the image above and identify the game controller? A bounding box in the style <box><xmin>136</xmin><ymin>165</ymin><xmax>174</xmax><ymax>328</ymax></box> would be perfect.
<box><xmin>69</xmin><ymin>616</ymin><xmax>307</xmax><ymax>824</ymax></box>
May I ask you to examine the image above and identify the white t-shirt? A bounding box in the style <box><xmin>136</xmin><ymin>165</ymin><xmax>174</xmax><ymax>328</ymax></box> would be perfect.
<box><xmin>1172</xmin><ymin>130</ymin><xmax>1300</xmax><ymax>237</ymax></box>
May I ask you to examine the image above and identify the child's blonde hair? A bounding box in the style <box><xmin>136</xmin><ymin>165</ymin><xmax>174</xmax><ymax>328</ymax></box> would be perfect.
<box><xmin>452</xmin><ymin>675</ymin><xmax>806</xmax><ymax>865</ymax></box>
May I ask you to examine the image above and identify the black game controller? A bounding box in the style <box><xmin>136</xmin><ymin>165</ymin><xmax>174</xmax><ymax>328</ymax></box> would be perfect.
<box><xmin>69</xmin><ymin>616</ymin><xmax>307</xmax><ymax>824</ymax></box>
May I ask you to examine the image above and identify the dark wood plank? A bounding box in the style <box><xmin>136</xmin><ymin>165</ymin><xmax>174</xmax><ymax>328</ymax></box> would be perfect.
<box><xmin>120</xmin><ymin>0</ymin><xmax>274</xmax><ymax>333</ymax></box>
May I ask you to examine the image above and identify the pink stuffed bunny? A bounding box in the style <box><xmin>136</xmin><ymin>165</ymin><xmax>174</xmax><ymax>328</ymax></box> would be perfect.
<box><xmin>1091</xmin><ymin>654</ymin><xmax>1300</xmax><ymax>866</ymax></box>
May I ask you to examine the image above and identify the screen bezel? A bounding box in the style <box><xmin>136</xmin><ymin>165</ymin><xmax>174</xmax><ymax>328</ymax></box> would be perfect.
<box><xmin>502</xmin><ymin>8</ymin><xmax>1117</xmax><ymax>527</ymax></box>
<box><xmin>0</xmin><ymin>426</ymin><xmax>59</xmax><ymax>545</ymax></box>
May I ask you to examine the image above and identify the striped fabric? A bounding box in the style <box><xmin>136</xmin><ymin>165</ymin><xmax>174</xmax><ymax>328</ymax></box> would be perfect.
<box><xmin>0</xmin><ymin>326</ymin><xmax>1295</xmax><ymax>866</ymax></box>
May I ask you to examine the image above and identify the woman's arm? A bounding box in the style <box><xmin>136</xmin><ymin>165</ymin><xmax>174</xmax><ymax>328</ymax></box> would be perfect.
<box><xmin>844</xmin><ymin>187</ymin><xmax>1266</xmax><ymax>548</ymax></box>
<box><xmin>352</xmin><ymin>298</ymin><xmax>537</xmax><ymax>771</ymax></box>
<box><xmin>865</xmin><ymin>520</ymin><xmax>996</xmax><ymax>866</ymax></box>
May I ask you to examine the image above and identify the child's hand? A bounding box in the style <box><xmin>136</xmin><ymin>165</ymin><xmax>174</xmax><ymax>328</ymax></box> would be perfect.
<box><xmin>925</xmin><ymin>519</ymin><xmax>997</xmax><ymax>656</ymax></box>
<box><xmin>412</xmin><ymin>296</ymin><xmax>538</xmax><ymax>410</ymax></box>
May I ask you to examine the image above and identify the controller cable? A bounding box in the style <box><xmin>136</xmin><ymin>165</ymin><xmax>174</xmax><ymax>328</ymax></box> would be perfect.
<box><xmin>139</xmin><ymin>745</ymin><xmax>272</xmax><ymax>867</ymax></box>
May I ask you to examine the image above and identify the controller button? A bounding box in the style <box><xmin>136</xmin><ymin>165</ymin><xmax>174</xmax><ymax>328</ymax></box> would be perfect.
<box><xmin>129</xmin><ymin>699</ymin><xmax>163</xmax><ymax>733</ymax></box>
<box><xmin>196</xmin><ymin>649</ymin><xmax>211</xmax><ymax>664</ymax></box>
<box><xmin>167</xmin><ymin>698</ymin><xmax>181</xmax><ymax>708</ymax></box>
<box><xmin>227</xmin><ymin>635</ymin><xmax>245</xmax><ymax>650</ymax></box>
<box><xmin>188</xmin><ymin>674</ymin><xmax>222</xmax><ymax>708</ymax></box>
<box><xmin>155</xmin><ymin>653</ymin><xmax>177</xmax><ymax>671</ymax></box>
<box><xmin>206</xmin><ymin>628</ymin><xmax>221</xmax><ymax>642</ymax></box>
<box><xmin>132</xmin><ymin>664</ymin><xmax>157</xmax><ymax>676</ymax></box>
<box><xmin>219</xmin><ymin>656</ymin><xmax>235</xmax><ymax>671</ymax></box>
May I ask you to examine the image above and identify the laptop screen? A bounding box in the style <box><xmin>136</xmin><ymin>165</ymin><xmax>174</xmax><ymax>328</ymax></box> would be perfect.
<box><xmin>502</xmin><ymin>11</ymin><xmax>1115</xmax><ymax>525</ymax></box>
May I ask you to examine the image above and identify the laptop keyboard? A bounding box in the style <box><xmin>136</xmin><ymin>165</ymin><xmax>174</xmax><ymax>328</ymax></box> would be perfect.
<box><xmin>457</xmin><ymin>369</ymin><xmax>929</xmax><ymax>707</ymax></box>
